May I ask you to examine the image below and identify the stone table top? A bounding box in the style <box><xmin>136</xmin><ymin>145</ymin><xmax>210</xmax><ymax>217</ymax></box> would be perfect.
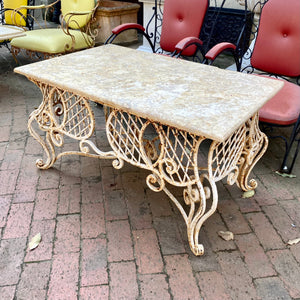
<box><xmin>15</xmin><ymin>44</ymin><xmax>283</xmax><ymax>142</ymax></box>
<box><xmin>0</xmin><ymin>25</ymin><xmax>26</xmax><ymax>40</ymax></box>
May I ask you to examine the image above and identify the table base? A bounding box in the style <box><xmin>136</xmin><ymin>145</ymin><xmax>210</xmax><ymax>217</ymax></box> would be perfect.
<box><xmin>28</xmin><ymin>81</ymin><xmax>268</xmax><ymax>256</ymax></box>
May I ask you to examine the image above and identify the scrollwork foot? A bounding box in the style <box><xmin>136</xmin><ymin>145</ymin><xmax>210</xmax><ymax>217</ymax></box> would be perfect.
<box><xmin>191</xmin><ymin>244</ymin><xmax>204</xmax><ymax>256</ymax></box>
<box><xmin>35</xmin><ymin>156</ymin><xmax>56</xmax><ymax>170</ymax></box>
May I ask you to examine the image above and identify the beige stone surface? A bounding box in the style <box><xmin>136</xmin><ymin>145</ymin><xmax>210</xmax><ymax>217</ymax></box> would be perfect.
<box><xmin>15</xmin><ymin>44</ymin><xmax>283</xmax><ymax>142</ymax></box>
<box><xmin>0</xmin><ymin>25</ymin><xmax>26</xmax><ymax>40</ymax></box>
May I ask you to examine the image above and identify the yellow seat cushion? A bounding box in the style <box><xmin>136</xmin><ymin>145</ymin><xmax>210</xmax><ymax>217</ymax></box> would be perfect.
<box><xmin>11</xmin><ymin>28</ymin><xmax>93</xmax><ymax>54</ymax></box>
<box><xmin>4</xmin><ymin>0</ymin><xmax>28</xmax><ymax>27</ymax></box>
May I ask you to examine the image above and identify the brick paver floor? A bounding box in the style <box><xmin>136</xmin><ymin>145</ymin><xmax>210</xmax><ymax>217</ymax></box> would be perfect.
<box><xmin>1</xmin><ymin>47</ymin><xmax>300</xmax><ymax>300</ymax></box>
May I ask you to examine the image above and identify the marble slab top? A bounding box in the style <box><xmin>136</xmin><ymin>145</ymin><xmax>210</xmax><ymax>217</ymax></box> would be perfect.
<box><xmin>0</xmin><ymin>25</ymin><xmax>26</xmax><ymax>40</ymax></box>
<box><xmin>15</xmin><ymin>44</ymin><xmax>283</xmax><ymax>142</ymax></box>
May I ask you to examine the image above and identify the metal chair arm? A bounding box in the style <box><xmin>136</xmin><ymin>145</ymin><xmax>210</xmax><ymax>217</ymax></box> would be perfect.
<box><xmin>112</xmin><ymin>23</ymin><xmax>145</xmax><ymax>35</ymax></box>
<box><xmin>204</xmin><ymin>42</ymin><xmax>240</xmax><ymax>70</ymax></box>
<box><xmin>205</xmin><ymin>42</ymin><xmax>236</xmax><ymax>60</ymax></box>
<box><xmin>105</xmin><ymin>23</ymin><xmax>156</xmax><ymax>52</ymax></box>
<box><xmin>15</xmin><ymin>5</ymin><xmax>47</xmax><ymax>10</ymax></box>
<box><xmin>175</xmin><ymin>37</ymin><xmax>203</xmax><ymax>51</ymax></box>
<box><xmin>173</xmin><ymin>37</ymin><xmax>205</xmax><ymax>59</ymax></box>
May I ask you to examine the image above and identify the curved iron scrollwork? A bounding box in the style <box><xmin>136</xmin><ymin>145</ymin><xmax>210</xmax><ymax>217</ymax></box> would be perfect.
<box><xmin>28</xmin><ymin>80</ymin><xmax>116</xmax><ymax>169</ymax></box>
<box><xmin>105</xmin><ymin>109</ymin><xmax>265</xmax><ymax>255</ymax></box>
<box><xmin>105</xmin><ymin>109</ymin><xmax>216</xmax><ymax>255</ymax></box>
<box><xmin>28</xmin><ymin>82</ymin><xmax>267</xmax><ymax>255</ymax></box>
<box><xmin>236</xmin><ymin>114</ymin><xmax>268</xmax><ymax>190</ymax></box>
<box><xmin>240</xmin><ymin>0</ymin><xmax>269</xmax><ymax>71</ymax></box>
<box><xmin>208</xmin><ymin>123</ymin><xmax>247</xmax><ymax>184</ymax></box>
<box><xmin>145</xmin><ymin>0</ymin><xmax>163</xmax><ymax>53</ymax></box>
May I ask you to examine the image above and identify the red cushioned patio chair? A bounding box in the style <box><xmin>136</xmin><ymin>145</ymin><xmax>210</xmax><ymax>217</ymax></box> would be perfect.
<box><xmin>105</xmin><ymin>0</ymin><xmax>241</xmax><ymax>64</ymax></box>
<box><xmin>204</xmin><ymin>0</ymin><xmax>300</xmax><ymax>175</ymax></box>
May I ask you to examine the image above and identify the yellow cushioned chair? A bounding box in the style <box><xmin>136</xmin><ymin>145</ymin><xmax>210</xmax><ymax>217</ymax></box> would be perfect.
<box><xmin>3</xmin><ymin>0</ymin><xmax>28</xmax><ymax>27</ymax></box>
<box><xmin>10</xmin><ymin>0</ymin><xmax>100</xmax><ymax>60</ymax></box>
<box><xmin>0</xmin><ymin>0</ymin><xmax>34</xmax><ymax>50</ymax></box>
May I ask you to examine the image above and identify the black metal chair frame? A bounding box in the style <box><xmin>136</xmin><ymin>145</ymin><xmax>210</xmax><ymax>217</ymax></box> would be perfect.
<box><xmin>201</xmin><ymin>2</ymin><xmax>253</xmax><ymax>63</ymax></box>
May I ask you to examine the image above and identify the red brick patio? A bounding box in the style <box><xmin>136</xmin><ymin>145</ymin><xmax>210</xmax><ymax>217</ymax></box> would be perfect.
<box><xmin>1</xmin><ymin>47</ymin><xmax>300</xmax><ymax>300</ymax></box>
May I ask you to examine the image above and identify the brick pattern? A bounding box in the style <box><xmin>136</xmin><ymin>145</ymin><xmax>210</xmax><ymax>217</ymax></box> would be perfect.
<box><xmin>1</xmin><ymin>47</ymin><xmax>300</xmax><ymax>300</ymax></box>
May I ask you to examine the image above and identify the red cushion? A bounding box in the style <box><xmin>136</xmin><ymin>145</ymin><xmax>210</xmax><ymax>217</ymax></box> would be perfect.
<box><xmin>160</xmin><ymin>0</ymin><xmax>208</xmax><ymax>56</ymax></box>
<box><xmin>259</xmin><ymin>80</ymin><xmax>300</xmax><ymax>125</ymax></box>
<box><xmin>251</xmin><ymin>0</ymin><xmax>300</xmax><ymax>77</ymax></box>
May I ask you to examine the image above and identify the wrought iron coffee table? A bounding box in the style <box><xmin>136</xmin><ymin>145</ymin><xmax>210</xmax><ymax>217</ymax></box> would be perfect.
<box><xmin>15</xmin><ymin>44</ymin><xmax>283</xmax><ymax>256</ymax></box>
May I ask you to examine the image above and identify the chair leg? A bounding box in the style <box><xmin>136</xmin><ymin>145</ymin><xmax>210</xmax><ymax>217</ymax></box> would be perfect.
<box><xmin>0</xmin><ymin>41</ymin><xmax>10</xmax><ymax>52</ymax></box>
<box><xmin>10</xmin><ymin>46</ymin><xmax>20</xmax><ymax>64</ymax></box>
<box><xmin>278</xmin><ymin>117</ymin><xmax>300</xmax><ymax>175</ymax></box>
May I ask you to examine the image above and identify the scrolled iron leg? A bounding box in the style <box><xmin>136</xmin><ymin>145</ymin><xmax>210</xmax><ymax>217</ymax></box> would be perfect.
<box><xmin>161</xmin><ymin>174</ymin><xmax>218</xmax><ymax>256</ymax></box>
<box><xmin>105</xmin><ymin>109</ymin><xmax>222</xmax><ymax>256</ymax></box>
<box><xmin>237</xmin><ymin>113</ymin><xmax>269</xmax><ymax>191</ymax></box>
<box><xmin>28</xmin><ymin>106</ymin><xmax>58</xmax><ymax>169</ymax></box>
<box><xmin>105</xmin><ymin>109</ymin><xmax>261</xmax><ymax>255</ymax></box>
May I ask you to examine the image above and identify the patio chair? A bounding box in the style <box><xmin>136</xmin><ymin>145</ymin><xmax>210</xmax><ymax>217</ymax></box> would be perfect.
<box><xmin>204</xmin><ymin>0</ymin><xmax>300</xmax><ymax>175</ymax></box>
<box><xmin>105</xmin><ymin>0</ymin><xmax>245</xmax><ymax>64</ymax></box>
<box><xmin>10</xmin><ymin>0</ymin><xmax>100</xmax><ymax>60</ymax></box>
<box><xmin>0</xmin><ymin>0</ymin><xmax>35</xmax><ymax>50</ymax></box>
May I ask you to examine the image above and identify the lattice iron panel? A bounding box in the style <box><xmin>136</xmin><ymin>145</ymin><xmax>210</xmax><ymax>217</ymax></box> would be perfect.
<box><xmin>34</xmin><ymin>83</ymin><xmax>95</xmax><ymax>141</ymax></box>
<box><xmin>158</xmin><ymin>127</ymin><xmax>203</xmax><ymax>186</ymax></box>
<box><xmin>106</xmin><ymin>109</ymin><xmax>207</xmax><ymax>187</ymax></box>
<box><xmin>209</xmin><ymin>123</ymin><xmax>247</xmax><ymax>183</ymax></box>
<box><xmin>27</xmin><ymin>82</ymin><xmax>268</xmax><ymax>256</ymax></box>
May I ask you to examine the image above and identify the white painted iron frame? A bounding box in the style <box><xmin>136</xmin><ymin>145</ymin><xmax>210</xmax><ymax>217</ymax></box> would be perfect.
<box><xmin>28</xmin><ymin>80</ymin><xmax>268</xmax><ymax>256</ymax></box>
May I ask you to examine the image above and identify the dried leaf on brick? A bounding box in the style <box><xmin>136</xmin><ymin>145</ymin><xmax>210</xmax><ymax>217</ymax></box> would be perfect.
<box><xmin>242</xmin><ymin>190</ymin><xmax>255</xmax><ymax>198</ymax></box>
<box><xmin>218</xmin><ymin>231</ymin><xmax>234</xmax><ymax>241</ymax></box>
<box><xmin>28</xmin><ymin>233</ymin><xmax>42</xmax><ymax>250</ymax></box>
<box><xmin>287</xmin><ymin>238</ymin><xmax>300</xmax><ymax>246</ymax></box>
